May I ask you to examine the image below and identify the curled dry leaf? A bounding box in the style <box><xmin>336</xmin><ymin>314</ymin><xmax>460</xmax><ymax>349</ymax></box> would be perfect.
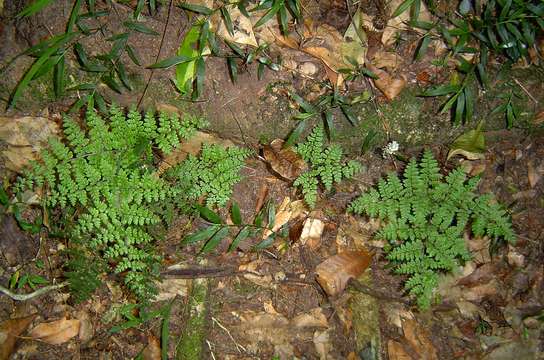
<box><xmin>0</xmin><ymin>314</ymin><xmax>37</xmax><ymax>360</ymax></box>
<box><xmin>142</xmin><ymin>334</ymin><xmax>161</xmax><ymax>360</ymax></box>
<box><xmin>263</xmin><ymin>139</ymin><xmax>307</xmax><ymax>181</ymax></box>
<box><xmin>527</xmin><ymin>160</ymin><xmax>543</xmax><ymax>188</ymax></box>
<box><xmin>262</xmin><ymin>197</ymin><xmax>307</xmax><ymax>239</ymax></box>
<box><xmin>366</xmin><ymin>64</ymin><xmax>406</xmax><ymax>100</ymax></box>
<box><xmin>401</xmin><ymin>318</ymin><xmax>438</xmax><ymax>360</ymax></box>
<box><xmin>299</xmin><ymin>218</ymin><xmax>324</xmax><ymax>249</ymax></box>
<box><xmin>315</xmin><ymin>250</ymin><xmax>373</xmax><ymax>296</ymax></box>
<box><xmin>29</xmin><ymin>317</ymin><xmax>80</xmax><ymax>345</ymax></box>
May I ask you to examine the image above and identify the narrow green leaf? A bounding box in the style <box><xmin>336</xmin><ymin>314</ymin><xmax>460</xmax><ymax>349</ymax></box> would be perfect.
<box><xmin>161</xmin><ymin>304</ymin><xmax>172</xmax><ymax>360</ymax></box>
<box><xmin>93</xmin><ymin>92</ymin><xmax>108</xmax><ymax>113</ymax></box>
<box><xmin>238</xmin><ymin>2</ymin><xmax>250</xmax><ymax>17</ymax></box>
<box><xmin>134</xmin><ymin>0</ymin><xmax>145</xmax><ymax>18</ymax></box>
<box><xmin>253</xmin><ymin>233</ymin><xmax>275</xmax><ymax>250</ymax></box>
<box><xmin>454</xmin><ymin>91</ymin><xmax>465</xmax><ymax>124</ymax></box>
<box><xmin>102</xmin><ymin>75</ymin><xmax>123</xmax><ymax>93</ymax></box>
<box><xmin>440</xmin><ymin>92</ymin><xmax>461</xmax><ymax>113</ymax></box>
<box><xmin>69</xmin><ymin>95</ymin><xmax>89</xmax><ymax>113</ymax></box>
<box><xmin>0</xmin><ymin>186</ymin><xmax>9</xmax><ymax>206</ymax></box>
<box><xmin>126</xmin><ymin>44</ymin><xmax>142</xmax><ymax>66</ymax></box>
<box><xmin>179</xmin><ymin>2</ymin><xmax>213</xmax><ymax>15</ymax></box>
<box><xmin>324</xmin><ymin>109</ymin><xmax>334</xmax><ymax>139</ymax></box>
<box><xmin>410</xmin><ymin>0</ymin><xmax>421</xmax><ymax>21</ymax></box>
<box><xmin>150</xmin><ymin>0</ymin><xmax>156</xmax><ymax>13</ymax></box>
<box><xmin>9</xmin><ymin>34</ymin><xmax>75</xmax><ymax>108</ymax></box>
<box><xmin>228</xmin><ymin>226</ymin><xmax>250</xmax><ymax>252</ymax></box>
<box><xmin>257</xmin><ymin>62</ymin><xmax>265</xmax><ymax>80</ymax></box>
<box><xmin>124</xmin><ymin>21</ymin><xmax>159</xmax><ymax>35</ymax></box>
<box><xmin>66</xmin><ymin>0</ymin><xmax>83</xmax><ymax>33</ymax></box>
<box><xmin>286</xmin><ymin>119</ymin><xmax>307</xmax><ymax>146</ymax></box>
<box><xmin>227</xmin><ymin>57</ymin><xmax>238</xmax><ymax>82</ymax></box>
<box><xmin>254</xmin><ymin>212</ymin><xmax>263</xmax><ymax>228</ymax></box>
<box><xmin>286</xmin><ymin>0</ymin><xmax>301</xmax><ymax>21</ymax></box>
<box><xmin>290</xmin><ymin>92</ymin><xmax>315</xmax><ymax>114</ymax></box>
<box><xmin>220</xmin><ymin>6</ymin><xmax>234</xmax><ymax>36</ymax></box>
<box><xmin>147</xmin><ymin>55</ymin><xmax>195</xmax><ymax>69</ymax></box>
<box><xmin>88</xmin><ymin>0</ymin><xmax>96</xmax><ymax>13</ymax></box>
<box><xmin>506</xmin><ymin>104</ymin><xmax>514</xmax><ymax>128</ymax></box>
<box><xmin>499</xmin><ymin>0</ymin><xmax>511</xmax><ymax>20</ymax></box>
<box><xmin>225</xmin><ymin>40</ymin><xmax>244</xmax><ymax>57</ymax></box>
<box><xmin>279</xmin><ymin>5</ymin><xmax>288</xmax><ymax>34</ymax></box>
<box><xmin>17</xmin><ymin>0</ymin><xmax>54</xmax><ymax>18</ymax></box>
<box><xmin>200</xmin><ymin>227</ymin><xmax>229</xmax><ymax>253</ymax></box>
<box><xmin>340</xmin><ymin>105</ymin><xmax>357</xmax><ymax>125</ymax></box>
<box><xmin>421</xmin><ymin>84</ymin><xmax>460</xmax><ymax>97</ymax></box>
<box><xmin>207</xmin><ymin>31</ymin><xmax>219</xmax><ymax>55</ymax></box>
<box><xmin>198</xmin><ymin>21</ymin><xmax>210</xmax><ymax>54</ymax></box>
<box><xmin>182</xmin><ymin>225</ymin><xmax>220</xmax><ymax>245</ymax></box>
<box><xmin>254</xmin><ymin>1</ymin><xmax>281</xmax><ymax>28</ymax></box>
<box><xmin>32</xmin><ymin>54</ymin><xmax>63</xmax><ymax>80</ymax></box>
<box><xmin>464</xmin><ymin>87</ymin><xmax>473</xmax><ymax>122</ymax></box>
<box><xmin>415</xmin><ymin>35</ymin><xmax>431</xmax><ymax>60</ymax></box>
<box><xmin>54</xmin><ymin>55</ymin><xmax>65</xmax><ymax>98</ymax></box>
<box><xmin>116</xmin><ymin>62</ymin><xmax>132</xmax><ymax>90</ymax></box>
<box><xmin>194</xmin><ymin>56</ymin><xmax>206</xmax><ymax>99</ymax></box>
<box><xmin>231</xmin><ymin>202</ymin><xmax>242</xmax><ymax>225</ymax></box>
<box><xmin>197</xmin><ymin>205</ymin><xmax>222</xmax><ymax>224</ymax></box>
<box><xmin>392</xmin><ymin>0</ymin><xmax>415</xmax><ymax>17</ymax></box>
<box><xmin>267</xmin><ymin>201</ymin><xmax>276</xmax><ymax>229</ymax></box>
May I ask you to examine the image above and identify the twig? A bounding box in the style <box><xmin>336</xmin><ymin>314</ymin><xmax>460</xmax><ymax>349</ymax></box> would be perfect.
<box><xmin>513</xmin><ymin>78</ymin><xmax>538</xmax><ymax>105</ymax></box>
<box><xmin>137</xmin><ymin>0</ymin><xmax>175</xmax><ymax>109</ymax></box>
<box><xmin>0</xmin><ymin>282</ymin><xmax>68</xmax><ymax>301</ymax></box>
<box><xmin>212</xmin><ymin>317</ymin><xmax>246</xmax><ymax>353</ymax></box>
<box><xmin>348</xmin><ymin>278</ymin><xmax>412</xmax><ymax>305</ymax></box>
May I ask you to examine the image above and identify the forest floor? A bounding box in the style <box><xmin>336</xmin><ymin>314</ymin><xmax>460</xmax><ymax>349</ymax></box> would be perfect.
<box><xmin>0</xmin><ymin>0</ymin><xmax>543</xmax><ymax>359</ymax></box>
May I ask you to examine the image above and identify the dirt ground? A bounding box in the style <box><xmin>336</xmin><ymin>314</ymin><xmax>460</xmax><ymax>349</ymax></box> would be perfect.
<box><xmin>0</xmin><ymin>0</ymin><xmax>543</xmax><ymax>359</ymax></box>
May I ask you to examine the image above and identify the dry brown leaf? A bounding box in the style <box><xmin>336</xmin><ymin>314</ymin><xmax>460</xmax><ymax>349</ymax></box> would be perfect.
<box><xmin>299</xmin><ymin>218</ymin><xmax>324</xmax><ymax>249</ymax></box>
<box><xmin>214</xmin><ymin>6</ymin><xmax>257</xmax><ymax>47</ymax></box>
<box><xmin>29</xmin><ymin>318</ymin><xmax>80</xmax><ymax>345</ymax></box>
<box><xmin>262</xmin><ymin>197</ymin><xmax>307</xmax><ymax>239</ymax></box>
<box><xmin>366</xmin><ymin>64</ymin><xmax>406</xmax><ymax>100</ymax></box>
<box><xmin>75</xmin><ymin>310</ymin><xmax>93</xmax><ymax>343</ymax></box>
<box><xmin>0</xmin><ymin>116</ymin><xmax>59</xmax><ymax>172</ymax></box>
<box><xmin>461</xmin><ymin>279</ymin><xmax>499</xmax><ymax>302</ymax></box>
<box><xmin>401</xmin><ymin>318</ymin><xmax>438</xmax><ymax>360</ymax></box>
<box><xmin>291</xmin><ymin>308</ymin><xmax>328</xmax><ymax>328</ymax></box>
<box><xmin>154</xmin><ymin>278</ymin><xmax>190</xmax><ymax>301</ymax></box>
<box><xmin>388</xmin><ymin>340</ymin><xmax>412</xmax><ymax>360</ymax></box>
<box><xmin>142</xmin><ymin>334</ymin><xmax>161</xmax><ymax>360</ymax></box>
<box><xmin>532</xmin><ymin>110</ymin><xmax>544</xmax><ymax>125</ymax></box>
<box><xmin>379</xmin><ymin>0</ymin><xmax>432</xmax><ymax>46</ymax></box>
<box><xmin>527</xmin><ymin>160</ymin><xmax>542</xmax><ymax>188</ymax></box>
<box><xmin>0</xmin><ymin>314</ymin><xmax>36</xmax><ymax>360</ymax></box>
<box><xmin>371</xmin><ymin>50</ymin><xmax>404</xmax><ymax>71</ymax></box>
<box><xmin>315</xmin><ymin>250</ymin><xmax>373</xmax><ymax>296</ymax></box>
<box><xmin>263</xmin><ymin>139</ymin><xmax>307</xmax><ymax>181</ymax></box>
<box><xmin>313</xmin><ymin>329</ymin><xmax>332</xmax><ymax>359</ymax></box>
<box><xmin>456</xmin><ymin>263</ymin><xmax>495</xmax><ymax>287</ymax></box>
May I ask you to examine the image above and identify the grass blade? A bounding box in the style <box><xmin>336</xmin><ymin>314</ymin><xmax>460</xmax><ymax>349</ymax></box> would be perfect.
<box><xmin>54</xmin><ymin>55</ymin><xmax>65</xmax><ymax>98</ymax></box>
<box><xmin>17</xmin><ymin>0</ymin><xmax>54</xmax><ymax>18</ymax></box>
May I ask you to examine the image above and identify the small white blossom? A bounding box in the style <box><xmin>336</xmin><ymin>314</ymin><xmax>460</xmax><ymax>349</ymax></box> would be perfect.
<box><xmin>383</xmin><ymin>141</ymin><xmax>400</xmax><ymax>158</ymax></box>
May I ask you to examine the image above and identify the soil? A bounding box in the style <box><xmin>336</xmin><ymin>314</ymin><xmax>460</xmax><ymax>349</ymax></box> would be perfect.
<box><xmin>0</xmin><ymin>0</ymin><xmax>543</xmax><ymax>359</ymax></box>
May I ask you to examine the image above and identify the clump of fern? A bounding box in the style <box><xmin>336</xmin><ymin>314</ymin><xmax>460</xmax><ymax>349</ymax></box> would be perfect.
<box><xmin>348</xmin><ymin>150</ymin><xmax>515</xmax><ymax>309</ymax></box>
<box><xmin>15</xmin><ymin>105</ymin><xmax>206</xmax><ymax>301</ymax></box>
<box><xmin>294</xmin><ymin>126</ymin><xmax>362</xmax><ymax>207</ymax></box>
<box><xmin>168</xmin><ymin>144</ymin><xmax>252</xmax><ymax>209</ymax></box>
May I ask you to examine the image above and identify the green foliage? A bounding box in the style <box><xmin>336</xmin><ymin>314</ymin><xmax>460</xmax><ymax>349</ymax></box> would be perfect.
<box><xmin>294</xmin><ymin>126</ymin><xmax>362</xmax><ymax>208</ymax></box>
<box><xmin>348</xmin><ymin>150</ymin><xmax>515</xmax><ymax>309</ymax></box>
<box><xmin>168</xmin><ymin>144</ymin><xmax>252</xmax><ymax>208</ymax></box>
<box><xmin>15</xmin><ymin>105</ymin><xmax>206</xmax><ymax>301</ymax></box>
<box><xmin>64</xmin><ymin>247</ymin><xmax>104</xmax><ymax>304</ymax></box>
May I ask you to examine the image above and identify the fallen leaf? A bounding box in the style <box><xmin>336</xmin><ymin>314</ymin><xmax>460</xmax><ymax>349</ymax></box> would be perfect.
<box><xmin>154</xmin><ymin>278</ymin><xmax>190</xmax><ymax>301</ymax></box>
<box><xmin>0</xmin><ymin>314</ymin><xmax>36</xmax><ymax>360</ymax></box>
<box><xmin>379</xmin><ymin>0</ymin><xmax>432</xmax><ymax>46</ymax></box>
<box><xmin>29</xmin><ymin>318</ymin><xmax>80</xmax><ymax>345</ymax></box>
<box><xmin>263</xmin><ymin>139</ymin><xmax>307</xmax><ymax>181</ymax></box>
<box><xmin>532</xmin><ymin>110</ymin><xmax>544</xmax><ymax>125</ymax></box>
<box><xmin>75</xmin><ymin>310</ymin><xmax>93</xmax><ymax>343</ymax></box>
<box><xmin>456</xmin><ymin>263</ymin><xmax>494</xmax><ymax>287</ymax></box>
<box><xmin>387</xmin><ymin>340</ymin><xmax>412</xmax><ymax>360</ymax></box>
<box><xmin>366</xmin><ymin>64</ymin><xmax>406</xmax><ymax>100</ymax></box>
<box><xmin>461</xmin><ymin>279</ymin><xmax>499</xmax><ymax>302</ymax></box>
<box><xmin>142</xmin><ymin>334</ymin><xmax>161</xmax><ymax>360</ymax></box>
<box><xmin>401</xmin><ymin>318</ymin><xmax>438</xmax><ymax>360</ymax></box>
<box><xmin>315</xmin><ymin>250</ymin><xmax>373</xmax><ymax>296</ymax></box>
<box><xmin>527</xmin><ymin>160</ymin><xmax>542</xmax><ymax>188</ymax></box>
<box><xmin>214</xmin><ymin>6</ymin><xmax>258</xmax><ymax>47</ymax></box>
<box><xmin>313</xmin><ymin>329</ymin><xmax>332</xmax><ymax>359</ymax></box>
<box><xmin>447</xmin><ymin>124</ymin><xmax>486</xmax><ymax>160</ymax></box>
<box><xmin>0</xmin><ymin>116</ymin><xmax>59</xmax><ymax>172</ymax></box>
<box><xmin>291</xmin><ymin>308</ymin><xmax>328</xmax><ymax>328</ymax></box>
<box><xmin>371</xmin><ymin>50</ymin><xmax>403</xmax><ymax>70</ymax></box>
<box><xmin>262</xmin><ymin>197</ymin><xmax>307</xmax><ymax>239</ymax></box>
<box><xmin>299</xmin><ymin>218</ymin><xmax>324</xmax><ymax>249</ymax></box>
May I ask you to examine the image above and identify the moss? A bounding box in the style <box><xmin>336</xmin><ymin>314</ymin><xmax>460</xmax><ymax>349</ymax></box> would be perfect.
<box><xmin>176</xmin><ymin>278</ymin><xmax>209</xmax><ymax>360</ymax></box>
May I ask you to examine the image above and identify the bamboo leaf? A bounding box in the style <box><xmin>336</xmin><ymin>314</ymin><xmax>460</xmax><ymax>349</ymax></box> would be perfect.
<box><xmin>54</xmin><ymin>55</ymin><xmax>65</xmax><ymax>98</ymax></box>
<box><xmin>147</xmin><ymin>55</ymin><xmax>195</xmax><ymax>69</ymax></box>
<box><xmin>220</xmin><ymin>6</ymin><xmax>234</xmax><ymax>36</ymax></box>
<box><xmin>392</xmin><ymin>0</ymin><xmax>415</xmax><ymax>17</ymax></box>
<box><xmin>279</xmin><ymin>5</ymin><xmax>288</xmax><ymax>34</ymax></box>
<box><xmin>123</xmin><ymin>21</ymin><xmax>159</xmax><ymax>35</ymax></box>
<box><xmin>421</xmin><ymin>84</ymin><xmax>460</xmax><ymax>96</ymax></box>
<box><xmin>200</xmin><ymin>227</ymin><xmax>229</xmax><ymax>253</ymax></box>
<box><xmin>267</xmin><ymin>201</ymin><xmax>276</xmax><ymax>229</ymax></box>
<box><xmin>66</xmin><ymin>0</ymin><xmax>83</xmax><ymax>32</ymax></box>
<box><xmin>253</xmin><ymin>233</ymin><xmax>275</xmax><ymax>250</ymax></box>
<box><xmin>454</xmin><ymin>91</ymin><xmax>466</xmax><ymax>124</ymax></box>
<box><xmin>227</xmin><ymin>57</ymin><xmax>238</xmax><ymax>82</ymax></box>
<box><xmin>115</xmin><ymin>62</ymin><xmax>132</xmax><ymax>90</ymax></box>
<box><xmin>17</xmin><ymin>0</ymin><xmax>54</xmax><ymax>18</ymax></box>
<box><xmin>231</xmin><ymin>202</ymin><xmax>242</xmax><ymax>225</ymax></box>
<box><xmin>102</xmin><ymin>74</ymin><xmax>123</xmax><ymax>93</ymax></box>
<box><xmin>126</xmin><ymin>44</ymin><xmax>142</xmax><ymax>66</ymax></box>
<box><xmin>197</xmin><ymin>205</ymin><xmax>222</xmax><ymax>224</ymax></box>
<box><xmin>179</xmin><ymin>2</ymin><xmax>213</xmax><ymax>15</ymax></box>
<box><xmin>182</xmin><ymin>225</ymin><xmax>220</xmax><ymax>245</ymax></box>
<box><xmin>257</xmin><ymin>62</ymin><xmax>265</xmax><ymax>80</ymax></box>
<box><xmin>290</xmin><ymin>92</ymin><xmax>315</xmax><ymax>114</ymax></box>
<box><xmin>254</xmin><ymin>0</ymin><xmax>282</xmax><ymax>28</ymax></box>
<box><xmin>228</xmin><ymin>226</ymin><xmax>250</xmax><ymax>252</ymax></box>
<box><xmin>194</xmin><ymin>56</ymin><xmax>206</xmax><ymax>99</ymax></box>
<box><xmin>286</xmin><ymin>119</ymin><xmax>307</xmax><ymax>146</ymax></box>
<box><xmin>340</xmin><ymin>105</ymin><xmax>357</xmax><ymax>125</ymax></box>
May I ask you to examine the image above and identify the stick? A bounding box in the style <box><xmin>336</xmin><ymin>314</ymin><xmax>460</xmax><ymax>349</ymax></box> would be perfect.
<box><xmin>0</xmin><ymin>282</ymin><xmax>68</xmax><ymax>301</ymax></box>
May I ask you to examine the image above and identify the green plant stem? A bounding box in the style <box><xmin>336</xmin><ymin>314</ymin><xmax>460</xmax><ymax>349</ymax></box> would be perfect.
<box><xmin>0</xmin><ymin>281</ymin><xmax>68</xmax><ymax>301</ymax></box>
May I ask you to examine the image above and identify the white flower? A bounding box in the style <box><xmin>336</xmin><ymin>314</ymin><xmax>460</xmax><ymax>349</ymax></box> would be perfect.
<box><xmin>383</xmin><ymin>141</ymin><xmax>400</xmax><ymax>158</ymax></box>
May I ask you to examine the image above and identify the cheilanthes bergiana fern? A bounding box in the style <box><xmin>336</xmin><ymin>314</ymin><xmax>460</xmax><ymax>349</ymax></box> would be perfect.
<box><xmin>15</xmin><ymin>105</ymin><xmax>206</xmax><ymax>301</ymax></box>
<box><xmin>294</xmin><ymin>126</ymin><xmax>362</xmax><ymax>207</ymax></box>
<box><xmin>348</xmin><ymin>151</ymin><xmax>515</xmax><ymax>309</ymax></box>
<box><xmin>168</xmin><ymin>143</ymin><xmax>252</xmax><ymax>209</ymax></box>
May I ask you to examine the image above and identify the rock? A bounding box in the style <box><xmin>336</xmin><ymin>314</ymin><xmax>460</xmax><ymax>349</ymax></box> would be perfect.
<box><xmin>299</xmin><ymin>62</ymin><xmax>319</xmax><ymax>76</ymax></box>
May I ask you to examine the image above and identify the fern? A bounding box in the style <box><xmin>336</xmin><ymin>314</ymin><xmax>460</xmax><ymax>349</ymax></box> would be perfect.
<box><xmin>349</xmin><ymin>150</ymin><xmax>515</xmax><ymax>309</ymax></box>
<box><xmin>168</xmin><ymin>144</ymin><xmax>252</xmax><ymax>208</ymax></box>
<box><xmin>294</xmin><ymin>126</ymin><xmax>362</xmax><ymax>207</ymax></box>
<box><xmin>16</xmin><ymin>105</ymin><xmax>206</xmax><ymax>301</ymax></box>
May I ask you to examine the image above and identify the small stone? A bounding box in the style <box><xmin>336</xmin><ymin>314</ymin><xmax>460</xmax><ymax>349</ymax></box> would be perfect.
<box><xmin>507</xmin><ymin>246</ymin><xmax>525</xmax><ymax>267</ymax></box>
<box><xmin>299</xmin><ymin>62</ymin><xmax>319</xmax><ymax>76</ymax></box>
